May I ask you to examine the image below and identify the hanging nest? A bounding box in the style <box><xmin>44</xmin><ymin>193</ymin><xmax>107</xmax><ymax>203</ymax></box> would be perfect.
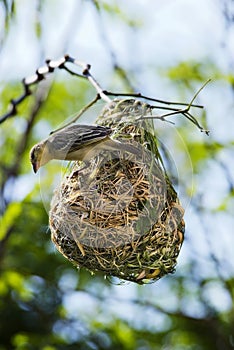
<box><xmin>49</xmin><ymin>99</ymin><xmax>185</xmax><ymax>284</ymax></box>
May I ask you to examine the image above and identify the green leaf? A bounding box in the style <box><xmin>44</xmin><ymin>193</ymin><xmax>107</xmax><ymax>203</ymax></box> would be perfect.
<box><xmin>11</xmin><ymin>333</ymin><xmax>30</xmax><ymax>349</ymax></box>
<box><xmin>165</xmin><ymin>61</ymin><xmax>221</xmax><ymax>85</ymax></box>
<box><xmin>101</xmin><ymin>1</ymin><xmax>142</xmax><ymax>27</ymax></box>
<box><xmin>115</xmin><ymin>321</ymin><xmax>135</xmax><ymax>349</ymax></box>
<box><xmin>0</xmin><ymin>202</ymin><xmax>22</xmax><ymax>240</ymax></box>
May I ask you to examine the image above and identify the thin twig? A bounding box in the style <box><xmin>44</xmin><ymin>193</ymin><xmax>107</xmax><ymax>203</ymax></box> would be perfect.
<box><xmin>65</xmin><ymin>55</ymin><xmax>111</xmax><ymax>102</ymax></box>
<box><xmin>50</xmin><ymin>95</ymin><xmax>101</xmax><ymax>134</ymax></box>
<box><xmin>0</xmin><ymin>56</ymin><xmax>67</xmax><ymax>124</ymax></box>
<box><xmin>104</xmin><ymin>90</ymin><xmax>204</xmax><ymax>109</ymax></box>
<box><xmin>140</xmin><ymin>79</ymin><xmax>211</xmax><ymax>134</ymax></box>
<box><xmin>0</xmin><ymin>54</ymin><xmax>112</xmax><ymax>124</ymax></box>
<box><xmin>91</xmin><ymin>0</ymin><xmax>135</xmax><ymax>91</ymax></box>
<box><xmin>143</xmin><ymin>109</ymin><xmax>208</xmax><ymax>134</ymax></box>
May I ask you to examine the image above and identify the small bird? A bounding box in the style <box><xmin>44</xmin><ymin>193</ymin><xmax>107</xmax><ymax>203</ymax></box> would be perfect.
<box><xmin>30</xmin><ymin>124</ymin><xmax>138</xmax><ymax>173</ymax></box>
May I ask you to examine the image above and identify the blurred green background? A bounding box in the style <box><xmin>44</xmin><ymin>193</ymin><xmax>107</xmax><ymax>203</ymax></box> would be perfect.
<box><xmin>0</xmin><ymin>0</ymin><xmax>234</xmax><ymax>349</ymax></box>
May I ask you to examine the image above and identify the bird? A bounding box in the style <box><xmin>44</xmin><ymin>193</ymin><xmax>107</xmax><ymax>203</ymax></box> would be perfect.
<box><xmin>30</xmin><ymin>124</ymin><xmax>139</xmax><ymax>173</ymax></box>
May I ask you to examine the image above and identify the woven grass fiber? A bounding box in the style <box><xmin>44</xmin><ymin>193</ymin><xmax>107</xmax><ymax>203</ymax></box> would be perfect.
<box><xmin>49</xmin><ymin>99</ymin><xmax>185</xmax><ymax>284</ymax></box>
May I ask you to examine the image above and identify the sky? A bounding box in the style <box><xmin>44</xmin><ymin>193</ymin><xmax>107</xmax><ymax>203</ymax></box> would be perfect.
<box><xmin>0</xmin><ymin>0</ymin><xmax>228</xmax><ymax>78</ymax></box>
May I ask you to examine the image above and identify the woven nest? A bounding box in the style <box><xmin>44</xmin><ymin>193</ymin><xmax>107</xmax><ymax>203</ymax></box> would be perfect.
<box><xmin>49</xmin><ymin>99</ymin><xmax>185</xmax><ymax>284</ymax></box>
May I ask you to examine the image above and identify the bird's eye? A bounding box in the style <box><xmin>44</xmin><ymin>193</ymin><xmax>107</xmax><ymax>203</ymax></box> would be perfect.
<box><xmin>30</xmin><ymin>149</ymin><xmax>36</xmax><ymax>161</ymax></box>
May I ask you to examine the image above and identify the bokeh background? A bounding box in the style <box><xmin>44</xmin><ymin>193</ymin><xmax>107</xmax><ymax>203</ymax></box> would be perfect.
<box><xmin>0</xmin><ymin>0</ymin><xmax>234</xmax><ymax>349</ymax></box>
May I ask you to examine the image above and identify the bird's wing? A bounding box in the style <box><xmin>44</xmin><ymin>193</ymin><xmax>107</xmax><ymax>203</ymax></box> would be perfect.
<box><xmin>47</xmin><ymin>124</ymin><xmax>112</xmax><ymax>154</ymax></box>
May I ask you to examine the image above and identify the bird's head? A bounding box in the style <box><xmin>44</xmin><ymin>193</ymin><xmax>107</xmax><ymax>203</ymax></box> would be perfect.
<box><xmin>30</xmin><ymin>141</ymin><xmax>51</xmax><ymax>173</ymax></box>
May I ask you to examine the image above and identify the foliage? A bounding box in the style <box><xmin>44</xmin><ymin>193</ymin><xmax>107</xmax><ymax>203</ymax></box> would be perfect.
<box><xmin>1</xmin><ymin>1</ymin><xmax>234</xmax><ymax>349</ymax></box>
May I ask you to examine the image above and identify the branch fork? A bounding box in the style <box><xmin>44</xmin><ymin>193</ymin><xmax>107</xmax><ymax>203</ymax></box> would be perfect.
<box><xmin>0</xmin><ymin>54</ymin><xmax>210</xmax><ymax>134</ymax></box>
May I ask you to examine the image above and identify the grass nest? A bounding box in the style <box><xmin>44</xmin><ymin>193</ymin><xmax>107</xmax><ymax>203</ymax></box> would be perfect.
<box><xmin>49</xmin><ymin>99</ymin><xmax>185</xmax><ymax>284</ymax></box>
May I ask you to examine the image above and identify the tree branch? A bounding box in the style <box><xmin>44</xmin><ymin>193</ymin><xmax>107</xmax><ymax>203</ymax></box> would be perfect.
<box><xmin>0</xmin><ymin>55</ymin><xmax>209</xmax><ymax>134</ymax></box>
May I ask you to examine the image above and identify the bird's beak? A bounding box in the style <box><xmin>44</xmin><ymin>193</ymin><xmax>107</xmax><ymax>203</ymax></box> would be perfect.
<box><xmin>32</xmin><ymin>161</ymin><xmax>40</xmax><ymax>173</ymax></box>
